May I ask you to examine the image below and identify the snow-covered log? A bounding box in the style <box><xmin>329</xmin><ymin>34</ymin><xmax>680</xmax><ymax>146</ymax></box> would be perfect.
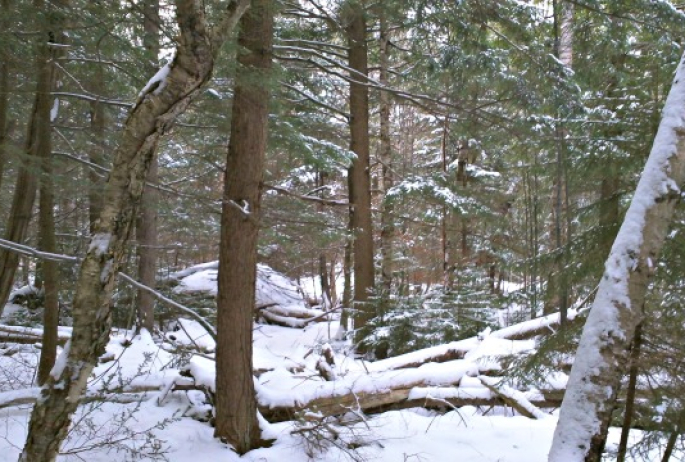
<box><xmin>259</xmin><ymin>383</ymin><xmax>563</xmax><ymax>423</ymax></box>
<box><xmin>549</xmin><ymin>52</ymin><xmax>685</xmax><ymax>462</ymax></box>
<box><xmin>167</xmin><ymin>261</ymin><xmax>325</xmax><ymax>328</ymax></box>
<box><xmin>0</xmin><ymin>325</ymin><xmax>71</xmax><ymax>345</ymax></box>
<box><xmin>369</xmin><ymin>309</ymin><xmax>581</xmax><ymax>372</ymax></box>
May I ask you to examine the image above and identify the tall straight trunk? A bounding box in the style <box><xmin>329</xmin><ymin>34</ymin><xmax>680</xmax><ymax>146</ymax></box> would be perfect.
<box><xmin>559</xmin><ymin>1</ymin><xmax>573</xmax><ymax>68</ymax></box>
<box><xmin>0</xmin><ymin>0</ymin><xmax>10</xmax><ymax>193</ymax></box>
<box><xmin>441</xmin><ymin>116</ymin><xmax>451</xmax><ymax>289</ymax></box>
<box><xmin>0</xmin><ymin>0</ymin><xmax>62</xmax><ymax>317</ymax></box>
<box><xmin>340</xmin><ymin>231</ymin><xmax>352</xmax><ymax>328</ymax></box>
<box><xmin>379</xmin><ymin>7</ymin><xmax>393</xmax><ymax>293</ymax></box>
<box><xmin>317</xmin><ymin>171</ymin><xmax>331</xmax><ymax>306</ymax></box>
<box><xmin>344</xmin><ymin>2</ymin><xmax>374</xmax><ymax>345</ymax></box>
<box><xmin>36</xmin><ymin>139</ymin><xmax>59</xmax><ymax>386</ymax></box>
<box><xmin>214</xmin><ymin>0</ymin><xmax>273</xmax><ymax>454</ymax></box>
<box><xmin>36</xmin><ymin>0</ymin><xmax>65</xmax><ymax>383</ymax></box>
<box><xmin>19</xmin><ymin>2</ymin><xmax>249</xmax><ymax>460</ymax></box>
<box><xmin>598</xmin><ymin>48</ymin><xmax>626</xmax><ymax>265</ymax></box>
<box><xmin>86</xmin><ymin>3</ymin><xmax>106</xmax><ymax>233</ymax></box>
<box><xmin>546</xmin><ymin>0</ymin><xmax>573</xmax><ymax>322</ymax></box>
<box><xmin>136</xmin><ymin>0</ymin><xmax>161</xmax><ymax>331</ymax></box>
<box><xmin>548</xmin><ymin>51</ymin><xmax>685</xmax><ymax>462</ymax></box>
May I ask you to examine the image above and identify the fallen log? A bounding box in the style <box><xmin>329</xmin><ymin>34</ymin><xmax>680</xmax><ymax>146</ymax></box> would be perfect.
<box><xmin>0</xmin><ymin>326</ymin><xmax>71</xmax><ymax>346</ymax></box>
<box><xmin>0</xmin><ymin>377</ymin><xmax>199</xmax><ymax>411</ymax></box>
<box><xmin>259</xmin><ymin>385</ymin><xmax>564</xmax><ymax>423</ymax></box>
<box><xmin>369</xmin><ymin>307</ymin><xmax>588</xmax><ymax>372</ymax></box>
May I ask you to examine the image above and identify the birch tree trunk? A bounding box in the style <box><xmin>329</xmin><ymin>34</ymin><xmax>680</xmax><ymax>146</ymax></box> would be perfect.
<box><xmin>548</xmin><ymin>51</ymin><xmax>685</xmax><ymax>462</ymax></box>
<box><xmin>19</xmin><ymin>1</ymin><xmax>249</xmax><ymax>460</ymax></box>
<box><xmin>214</xmin><ymin>0</ymin><xmax>273</xmax><ymax>453</ymax></box>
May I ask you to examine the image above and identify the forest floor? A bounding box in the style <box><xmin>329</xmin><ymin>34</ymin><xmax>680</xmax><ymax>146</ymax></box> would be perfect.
<box><xmin>0</xmin><ymin>266</ymin><xmax>668</xmax><ymax>461</ymax></box>
<box><xmin>0</xmin><ymin>319</ymin><xmax>650</xmax><ymax>462</ymax></box>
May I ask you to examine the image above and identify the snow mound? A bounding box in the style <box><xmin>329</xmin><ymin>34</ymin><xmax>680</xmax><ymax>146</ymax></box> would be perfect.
<box><xmin>168</xmin><ymin>262</ymin><xmax>308</xmax><ymax>309</ymax></box>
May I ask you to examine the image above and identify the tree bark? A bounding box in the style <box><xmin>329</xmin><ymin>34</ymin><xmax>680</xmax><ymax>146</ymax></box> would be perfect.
<box><xmin>379</xmin><ymin>6</ymin><xmax>393</xmax><ymax>293</ymax></box>
<box><xmin>136</xmin><ymin>0</ymin><xmax>161</xmax><ymax>332</ymax></box>
<box><xmin>616</xmin><ymin>322</ymin><xmax>642</xmax><ymax>462</ymax></box>
<box><xmin>214</xmin><ymin>0</ymin><xmax>273</xmax><ymax>454</ymax></box>
<box><xmin>36</xmin><ymin>93</ymin><xmax>60</xmax><ymax>386</ymax></box>
<box><xmin>0</xmin><ymin>0</ymin><xmax>62</xmax><ymax>316</ymax></box>
<box><xmin>317</xmin><ymin>171</ymin><xmax>331</xmax><ymax>307</ymax></box>
<box><xmin>548</xmin><ymin>52</ymin><xmax>685</xmax><ymax>462</ymax></box>
<box><xmin>19</xmin><ymin>1</ymin><xmax>249</xmax><ymax>460</ymax></box>
<box><xmin>344</xmin><ymin>1</ymin><xmax>374</xmax><ymax>346</ymax></box>
<box><xmin>0</xmin><ymin>0</ymin><xmax>10</xmax><ymax>194</ymax></box>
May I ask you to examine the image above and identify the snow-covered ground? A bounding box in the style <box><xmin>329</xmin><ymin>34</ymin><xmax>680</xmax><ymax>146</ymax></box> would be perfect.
<box><xmin>0</xmin><ymin>263</ymin><xmax>672</xmax><ymax>461</ymax></box>
<box><xmin>0</xmin><ymin>397</ymin><xmax>562</xmax><ymax>461</ymax></box>
<box><xmin>0</xmin><ymin>318</ymin><xmax>663</xmax><ymax>461</ymax></box>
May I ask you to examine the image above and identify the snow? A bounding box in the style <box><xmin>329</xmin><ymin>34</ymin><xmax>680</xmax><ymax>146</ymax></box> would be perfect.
<box><xmin>50</xmin><ymin>98</ymin><xmax>59</xmax><ymax>122</ymax></box>
<box><xmin>169</xmin><ymin>262</ymin><xmax>310</xmax><ymax>311</ymax></box>
<box><xmin>549</xmin><ymin>52</ymin><xmax>685</xmax><ymax>461</ymax></box>
<box><xmin>87</xmin><ymin>233</ymin><xmax>111</xmax><ymax>257</ymax></box>
<box><xmin>49</xmin><ymin>339</ymin><xmax>70</xmax><ymax>380</ymax></box>
<box><xmin>0</xmin><ymin>313</ymin><xmax>678</xmax><ymax>461</ymax></box>
<box><xmin>138</xmin><ymin>61</ymin><xmax>171</xmax><ymax>98</ymax></box>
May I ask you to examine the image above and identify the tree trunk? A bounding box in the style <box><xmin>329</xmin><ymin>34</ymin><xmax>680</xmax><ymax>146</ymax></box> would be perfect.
<box><xmin>214</xmin><ymin>0</ymin><xmax>273</xmax><ymax>454</ymax></box>
<box><xmin>379</xmin><ymin>6</ymin><xmax>393</xmax><ymax>294</ymax></box>
<box><xmin>87</xmin><ymin>30</ymin><xmax>106</xmax><ymax>232</ymax></box>
<box><xmin>548</xmin><ymin>52</ymin><xmax>685</xmax><ymax>462</ymax></box>
<box><xmin>616</xmin><ymin>322</ymin><xmax>642</xmax><ymax>462</ymax></box>
<box><xmin>559</xmin><ymin>0</ymin><xmax>573</xmax><ymax>68</ymax></box>
<box><xmin>344</xmin><ymin>1</ymin><xmax>374</xmax><ymax>346</ymax></box>
<box><xmin>136</xmin><ymin>0</ymin><xmax>161</xmax><ymax>332</ymax></box>
<box><xmin>317</xmin><ymin>171</ymin><xmax>331</xmax><ymax>307</ymax></box>
<box><xmin>0</xmin><ymin>0</ymin><xmax>62</xmax><ymax>316</ymax></box>
<box><xmin>35</xmin><ymin>69</ymin><xmax>60</xmax><ymax>385</ymax></box>
<box><xmin>0</xmin><ymin>0</ymin><xmax>10</xmax><ymax>194</ymax></box>
<box><xmin>340</xmin><ymin>232</ymin><xmax>352</xmax><ymax>329</ymax></box>
<box><xmin>19</xmin><ymin>1</ymin><xmax>249</xmax><ymax>460</ymax></box>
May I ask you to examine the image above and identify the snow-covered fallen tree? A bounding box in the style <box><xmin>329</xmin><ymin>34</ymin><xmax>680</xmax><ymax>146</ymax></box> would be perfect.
<box><xmin>165</xmin><ymin>262</ymin><xmax>326</xmax><ymax>327</ymax></box>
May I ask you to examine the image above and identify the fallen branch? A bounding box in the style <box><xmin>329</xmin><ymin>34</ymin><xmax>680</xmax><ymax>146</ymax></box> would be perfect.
<box><xmin>118</xmin><ymin>272</ymin><xmax>217</xmax><ymax>342</ymax></box>
<box><xmin>478</xmin><ymin>376</ymin><xmax>548</xmax><ymax>419</ymax></box>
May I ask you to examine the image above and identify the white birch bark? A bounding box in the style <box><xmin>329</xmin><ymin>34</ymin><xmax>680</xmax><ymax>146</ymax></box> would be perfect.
<box><xmin>548</xmin><ymin>52</ymin><xmax>685</xmax><ymax>462</ymax></box>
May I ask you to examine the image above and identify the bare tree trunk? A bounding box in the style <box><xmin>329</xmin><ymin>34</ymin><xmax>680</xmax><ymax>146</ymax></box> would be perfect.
<box><xmin>0</xmin><ymin>0</ymin><xmax>10</xmax><ymax>194</ymax></box>
<box><xmin>546</xmin><ymin>0</ymin><xmax>573</xmax><ymax>323</ymax></box>
<box><xmin>559</xmin><ymin>0</ymin><xmax>573</xmax><ymax>68</ymax></box>
<box><xmin>317</xmin><ymin>171</ymin><xmax>331</xmax><ymax>307</ymax></box>
<box><xmin>548</xmin><ymin>51</ymin><xmax>685</xmax><ymax>462</ymax></box>
<box><xmin>86</xmin><ymin>27</ymin><xmax>106</xmax><ymax>232</ymax></box>
<box><xmin>136</xmin><ymin>0</ymin><xmax>161</xmax><ymax>332</ymax></box>
<box><xmin>340</xmin><ymin>232</ymin><xmax>352</xmax><ymax>329</ymax></box>
<box><xmin>379</xmin><ymin>6</ymin><xmax>393</xmax><ymax>294</ymax></box>
<box><xmin>616</xmin><ymin>322</ymin><xmax>642</xmax><ymax>462</ymax></box>
<box><xmin>0</xmin><ymin>0</ymin><xmax>62</xmax><ymax>316</ymax></box>
<box><xmin>214</xmin><ymin>0</ymin><xmax>273</xmax><ymax>454</ymax></box>
<box><xmin>19</xmin><ymin>1</ymin><xmax>249</xmax><ymax>460</ymax></box>
<box><xmin>35</xmin><ymin>27</ymin><xmax>62</xmax><ymax>384</ymax></box>
<box><xmin>661</xmin><ymin>423</ymin><xmax>682</xmax><ymax>462</ymax></box>
<box><xmin>441</xmin><ymin>117</ymin><xmax>452</xmax><ymax>289</ymax></box>
<box><xmin>344</xmin><ymin>1</ymin><xmax>374</xmax><ymax>347</ymax></box>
